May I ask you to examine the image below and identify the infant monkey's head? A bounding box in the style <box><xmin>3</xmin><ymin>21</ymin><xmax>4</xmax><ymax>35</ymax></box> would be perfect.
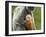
<box><xmin>26</xmin><ymin>14</ymin><xmax>32</xmax><ymax>21</ymax></box>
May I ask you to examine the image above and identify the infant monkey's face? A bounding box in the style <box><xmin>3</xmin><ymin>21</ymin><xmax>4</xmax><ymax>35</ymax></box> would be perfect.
<box><xmin>26</xmin><ymin>14</ymin><xmax>32</xmax><ymax>21</ymax></box>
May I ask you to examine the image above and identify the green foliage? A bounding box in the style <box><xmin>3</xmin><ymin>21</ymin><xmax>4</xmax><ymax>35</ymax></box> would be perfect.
<box><xmin>33</xmin><ymin>7</ymin><xmax>41</xmax><ymax>30</ymax></box>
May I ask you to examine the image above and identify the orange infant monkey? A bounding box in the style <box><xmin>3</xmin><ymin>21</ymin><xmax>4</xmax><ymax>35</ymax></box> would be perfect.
<box><xmin>25</xmin><ymin>14</ymin><xmax>32</xmax><ymax>30</ymax></box>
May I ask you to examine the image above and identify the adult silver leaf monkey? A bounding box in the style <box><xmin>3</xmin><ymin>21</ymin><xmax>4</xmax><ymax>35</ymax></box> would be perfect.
<box><xmin>12</xmin><ymin>6</ymin><xmax>36</xmax><ymax>30</ymax></box>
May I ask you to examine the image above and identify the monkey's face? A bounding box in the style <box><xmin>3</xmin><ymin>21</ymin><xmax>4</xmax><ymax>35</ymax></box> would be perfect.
<box><xmin>26</xmin><ymin>14</ymin><xmax>32</xmax><ymax>21</ymax></box>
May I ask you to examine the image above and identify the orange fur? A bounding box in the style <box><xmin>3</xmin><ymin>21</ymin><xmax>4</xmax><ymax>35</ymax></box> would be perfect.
<box><xmin>25</xmin><ymin>14</ymin><xmax>32</xmax><ymax>30</ymax></box>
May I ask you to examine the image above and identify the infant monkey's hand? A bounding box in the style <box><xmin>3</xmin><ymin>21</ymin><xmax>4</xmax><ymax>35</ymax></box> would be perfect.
<box><xmin>25</xmin><ymin>14</ymin><xmax>32</xmax><ymax>30</ymax></box>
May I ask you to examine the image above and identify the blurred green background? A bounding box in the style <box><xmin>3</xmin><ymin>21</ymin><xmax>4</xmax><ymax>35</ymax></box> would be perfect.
<box><xmin>33</xmin><ymin>7</ymin><xmax>41</xmax><ymax>30</ymax></box>
<box><xmin>12</xmin><ymin>6</ymin><xmax>41</xmax><ymax>30</ymax></box>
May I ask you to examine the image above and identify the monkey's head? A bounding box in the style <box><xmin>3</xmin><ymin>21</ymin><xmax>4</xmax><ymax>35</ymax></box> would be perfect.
<box><xmin>26</xmin><ymin>14</ymin><xmax>32</xmax><ymax>21</ymax></box>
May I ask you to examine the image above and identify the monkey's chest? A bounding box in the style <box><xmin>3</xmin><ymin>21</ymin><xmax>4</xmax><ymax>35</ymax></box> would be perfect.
<box><xmin>26</xmin><ymin>20</ymin><xmax>32</xmax><ymax>30</ymax></box>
